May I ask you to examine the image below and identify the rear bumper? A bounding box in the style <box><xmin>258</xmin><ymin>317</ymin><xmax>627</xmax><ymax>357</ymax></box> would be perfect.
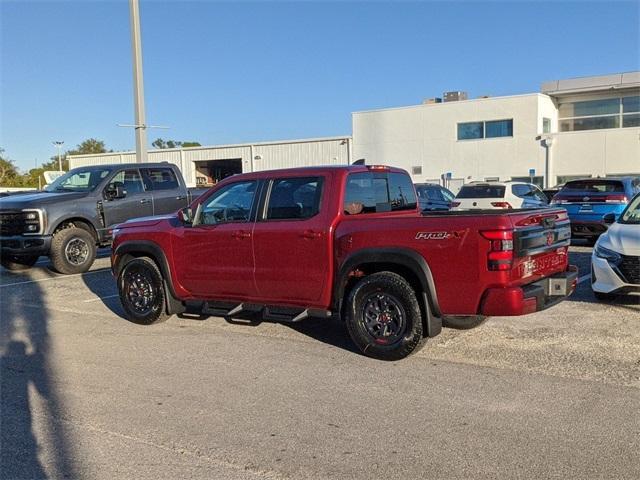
<box><xmin>480</xmin><ymin>265</ymin><xmax>579</xmax><ymax>316</ymax></box>
<box><xmin>0</xmin><ymin>235</ymin><xmax>52</xmax><ymax>257</ymax></box>
<box><xmin>570</xmin><ymin>221</ymin><xmax>607</xmax><ymax>238</ymax></box>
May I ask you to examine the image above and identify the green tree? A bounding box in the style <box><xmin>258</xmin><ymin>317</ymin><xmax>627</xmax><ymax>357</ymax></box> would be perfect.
<box><xmin>152</xmin><ymin>138</ymin><xmax>201</xmax><ymax>149</ymax></box>
<box><xmin>0</xmin><ymin>149</ymin><xmax>22</xmax><ymax>186</ymax></box>
<box><xmin>45</xmin><ymin>138</ymin><xmax>110</xmax><ymax>171</ymax></box>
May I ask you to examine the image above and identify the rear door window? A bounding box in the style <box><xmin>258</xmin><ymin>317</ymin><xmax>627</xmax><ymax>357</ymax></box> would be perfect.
<box><xmin>344</xmin><ymin>172</ymin><xmax>416</xmax><ymax>215</ymax></box>
<box><xmin>265</xmin><ymin>177</ymin><xmax>323</xmax><ymax>220</ymax></box>
<box><xmin>141</xmin><ymin>167</ymin><xmax>180</xmax><ymax>191</ymax></box>
<box><xmin>456</xmin><ymin>185</ymin><xmax>506</xmax><ymax>198</ymax></box>
<box><xmin>108</xmin><ymin>169</ymin><xmax>145</xmax><ymax>195</ymax></box>
<box><xmin>511</xmin><ymin>184</ymin><xmax>531</xmax><ymax>198</ymax></box>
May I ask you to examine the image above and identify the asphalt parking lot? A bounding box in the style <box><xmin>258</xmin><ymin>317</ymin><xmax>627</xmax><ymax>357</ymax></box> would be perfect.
<box><xmin>1</xmin><ymin>246</ymin><xmax>639</xmax><ymax>479</ymax></box>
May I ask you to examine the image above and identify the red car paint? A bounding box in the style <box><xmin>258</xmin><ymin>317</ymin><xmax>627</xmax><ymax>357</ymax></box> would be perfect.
<box><xmin>112</xmin><ymin>165</ymin><xmax>576</xmax><ymax>319</ymax></box>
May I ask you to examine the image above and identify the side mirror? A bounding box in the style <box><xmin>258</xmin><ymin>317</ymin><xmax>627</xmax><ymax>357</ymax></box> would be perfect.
<box><xmin>603</xmin><ymin>213</ymin><xmax>616</xmax><ymax>225</ymax></box>
<box><xmin>179</xmin><ymin>207</ymin><xmax>193</xmax><ymax>225</ymax></box>
<box><xmin>106</xmin><ymin>184</ymin><xmax>127</xmax><ymax>200</ymax></box>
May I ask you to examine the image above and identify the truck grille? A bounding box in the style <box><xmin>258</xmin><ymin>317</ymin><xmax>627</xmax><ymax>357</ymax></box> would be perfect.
<box><xmin>618</xmin><ymin>254</ymin><xmax>640</xmax><ymax>285</ymax></box>
<box><xmin>0</xmin><ymin>210</ymin><xmax>41</xmax><ymax>236</ymax></box>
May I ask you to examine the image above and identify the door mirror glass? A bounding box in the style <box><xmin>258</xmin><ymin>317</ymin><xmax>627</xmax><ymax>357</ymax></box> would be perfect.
<box><xmin>106</xmin><ymin>182</ymin><xmax>127</xmax><ymax>200</ymax></box>
<box><xmin>603</xmin><ymin>212</ymin><xmax>616</xmax><ymax>224</ymax></box>
<box><xmin>179</xmin><ymin>207</ymin><xmax>193</xmax><ymax>225</ymax></box>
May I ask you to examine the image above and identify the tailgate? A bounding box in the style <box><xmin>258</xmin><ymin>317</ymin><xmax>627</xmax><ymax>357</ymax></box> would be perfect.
<box><xmin>510</xmin><ymin>209</ymin><xmax>571</xmax><ymax>281</ymax></box>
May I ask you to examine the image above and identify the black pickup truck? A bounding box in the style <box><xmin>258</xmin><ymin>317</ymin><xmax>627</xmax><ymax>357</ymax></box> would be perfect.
<box><xmin>0</xmin><ymin>162</ymin><xmax>201</xmax><ymax>274</ymax></box>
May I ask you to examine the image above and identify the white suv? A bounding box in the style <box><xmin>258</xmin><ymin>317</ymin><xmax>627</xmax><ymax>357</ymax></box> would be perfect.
<box><xmin>452</xmin><ymin>181</ymin><xmax>549</xmax><ymax>210</ymax></box>
<box><xmin>591</xmin><ymin>193</ymin><xmax>640</xmax><ymax>300</ymax></box>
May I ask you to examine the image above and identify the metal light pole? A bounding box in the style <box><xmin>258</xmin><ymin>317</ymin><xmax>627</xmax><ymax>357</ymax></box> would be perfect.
<box><xmin>129</xmin><ymin>0</ymin><xmax>147</xmax><ymax>163</ymax></box>
<box><xmin>53</xmin><ymin>141</ymin><xmax>64</xmax><ymax>171</ymax></box>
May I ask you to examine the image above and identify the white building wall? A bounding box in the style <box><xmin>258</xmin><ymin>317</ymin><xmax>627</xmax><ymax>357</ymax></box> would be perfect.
<box><xmin>353</xmin><ymin>94</ymin><xmax>548</xmax><ymax>189</ymax></box>
<box><xmin>68</xmin><ymin>137</ymin><xmax>350</xmax><ymax>187</ymax></box>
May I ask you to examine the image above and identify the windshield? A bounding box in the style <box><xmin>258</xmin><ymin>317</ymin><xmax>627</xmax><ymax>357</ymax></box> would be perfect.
<box><xmin>44</xmin><ymin>168</ymin><xmax>112</xmax><ymax>192</ymax></box>
<box><xmin>456</xmin><ymin>185</ymin><xmax>506</xmax><ymax>199</ymax></box>
<box><xmin>620</xmin><ymin>195</ymin><xmax>640</xmax><ymax>224</ymax></box>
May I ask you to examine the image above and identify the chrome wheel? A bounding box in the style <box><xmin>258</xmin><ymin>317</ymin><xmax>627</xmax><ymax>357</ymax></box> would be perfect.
<box><xmin>362</xmin><ymin>292</ymin><xmax>406</xmax><ymax>345</ymax></box>
<box><xmin>124</xmin><ymin>267</ymin><xmax>157</xmax><ymax>315</ymax></box>
<box><xmin>64</xmin><ymin>237</ymin><xmax>90</xmax><ymax>266</ymax></box>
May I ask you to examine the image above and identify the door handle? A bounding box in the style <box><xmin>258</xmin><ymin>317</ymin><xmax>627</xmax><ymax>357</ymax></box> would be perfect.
<box><xmin>301</xmin><ymin>230</ymin><xmax>322</xmax><ymax>239</ymax></box>
<box><xmin>232</xmin><ymin>230</ymin><xmax>251</xmax><ymax>240</ymax></box>
<box><xmin>140</xmin><ymin>198</ymin><xmax>151</xmax><ymax>204</ymax></box>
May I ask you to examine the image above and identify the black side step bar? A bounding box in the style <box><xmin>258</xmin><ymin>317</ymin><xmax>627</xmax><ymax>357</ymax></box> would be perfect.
<box><xmin>202</xmin><ymin>301</ymin><xmax>332</xmax><ymax>323</ymax></box>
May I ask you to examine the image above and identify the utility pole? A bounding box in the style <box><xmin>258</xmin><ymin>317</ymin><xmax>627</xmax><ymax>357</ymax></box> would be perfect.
<box><xmin>129</xmin><ymin>0</ymin><xmax>147</xmax><ymax>163</ymax></box>
<box><xmin>53</xmin><ymin>141</ymin><xmax>64</xmax><ymax>171</ymax></box>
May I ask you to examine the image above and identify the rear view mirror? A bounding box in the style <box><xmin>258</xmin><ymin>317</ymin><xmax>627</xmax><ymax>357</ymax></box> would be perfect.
<box><xmin>603</xmin><ymin>213</ymin><xmax>616</xmax><ymax>225</ymax></box>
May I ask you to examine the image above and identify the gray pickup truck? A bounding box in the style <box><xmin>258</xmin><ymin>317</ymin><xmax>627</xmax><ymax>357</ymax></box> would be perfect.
<box><xmin>0</xmin><ymin>162</ymin><xmax>202</xmax><ymax>274</ymax></box>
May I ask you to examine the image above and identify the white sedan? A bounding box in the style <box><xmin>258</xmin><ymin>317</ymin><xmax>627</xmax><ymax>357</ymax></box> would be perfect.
<box><xmin>591</xmin><ymin>193</ymin><xmax>640</xmax><ymax>300</ymax></box>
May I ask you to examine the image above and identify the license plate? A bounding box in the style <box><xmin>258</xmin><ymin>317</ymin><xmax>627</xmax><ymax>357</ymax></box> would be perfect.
<box><xmin>579</xmin><ymin>204</ymin><xmax>593</xmax><ymax>211</ymax></box>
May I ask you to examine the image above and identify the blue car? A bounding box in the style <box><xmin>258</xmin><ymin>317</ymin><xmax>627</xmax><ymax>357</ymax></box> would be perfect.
<box><xmin>551</xmin><ymin>177</ymin><xmax>640</xmax><ymax>244</ymax></box>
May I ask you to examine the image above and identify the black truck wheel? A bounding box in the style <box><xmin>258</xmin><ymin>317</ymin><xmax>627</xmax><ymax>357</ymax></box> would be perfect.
<box><xmin>118</xmin><ymin>257</ymin><xmax>170</xmax><ymax>325</ymax></box>
<box><xmin>344</xmin><ymin>271</ymin><xmax>426</xmax><ymax>361</ymax></box>
<box><xmin>0</xmin><ymin>255</ymin><xmax>39</xmax><ymax>271</ymax></box>
<box><xmin>50</xmin><ymin>227</ymin><xmax>97</xmax><ymax>274</ymax></box>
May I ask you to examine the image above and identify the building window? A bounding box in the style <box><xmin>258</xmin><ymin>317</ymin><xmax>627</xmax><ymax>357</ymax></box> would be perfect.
<box><xmin>411</xmin><ymin>166</ymin><xmax>423</xmax><ymax>175</ymax></box>
<box><xmin>543</xmin><ymin>117</ymin><xmax>551</xmax><ymax>133</ymax></box>
<box><xmin>457</xmin><ymin>119</ymin><xmax>513</xmax><ymax>140</ymax></box>
<box><xmin>558</xmin><ymin>95</ymin><xmax>640</xmax><ymax>132</ymax></box>
<box><xmin>457</xmin><ymin>122</ymin><xmax>483</xmax><ymax>140</ymax></box>
<box><xmin>485</xmin><ymin>119</ymin><xmax>513</xmax><ymax>138</ymax></box>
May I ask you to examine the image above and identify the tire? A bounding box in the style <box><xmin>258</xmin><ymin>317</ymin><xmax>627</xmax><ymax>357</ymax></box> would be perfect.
<box><xmin>118</xmin><ymin>256</ymin><xmax>170</xmax><ymax>325</ymax></box>
<box><xmin>442</xmin><ymin>315</ymin><xmax>487</xmax><ymax>330</ymax></box>
<box><xmin>593</xmin><ymin>290</ymin><xmax>617</xmax><ymax>301</ymax></box>
<box><xmin>50</xmin><ymin>227</ymin><xmax>96</xmax><ymax>274</ymax></box>
<box><xmin>344</xmin><ymin>271</ymin><xmax>426</xmax><ymax>361</ymax></box>
<box><xmin>0</xmin><ymin>255</ymin><xmax>39</xmax><ymax>271</ymax></box>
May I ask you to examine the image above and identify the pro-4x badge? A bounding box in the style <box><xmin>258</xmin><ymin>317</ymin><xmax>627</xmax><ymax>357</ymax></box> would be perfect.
<box><xmin>415</xmin><ymin>231</ymin><xmax>451</xmax><ymax>240</ymax></box>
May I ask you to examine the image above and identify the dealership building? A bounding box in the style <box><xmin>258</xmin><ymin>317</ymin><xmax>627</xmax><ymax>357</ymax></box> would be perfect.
<box><xmin>69</xmin><ymin>71</ymin><xmax>640</xmax><ymax>191</ymax></box>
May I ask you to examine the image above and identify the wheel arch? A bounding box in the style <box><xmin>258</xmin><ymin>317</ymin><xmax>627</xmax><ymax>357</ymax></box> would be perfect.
<box><xmin>113</xmin><ymin>240</ymin><xmax>185</xmax><ymax>315</ymax></box>
<box><xmin>52</xmin><ymin>216</ymin><xmax>99</xmax><ymax>242</ymax></box>
<box><xmin>334</xmin><ymin>248</ymin><xmax>442</xmax><ymax>336</ymax></box>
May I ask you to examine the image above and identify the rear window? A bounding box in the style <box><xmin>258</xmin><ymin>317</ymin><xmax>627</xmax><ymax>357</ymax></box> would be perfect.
<box><xmin>416</xmin><ymin>185</ymin><xmax>444</xmax><ymax>201</ymax></box>
<box><xmin>456</xmin><ymin>185</ymin><xmax>506</xmax><ymax>198</ymax></box>
<box><xmin>344</xmin><ymin>172</ymin><xmax>417</xmax><ymax>215</ymax></box>
<box><xmin>562</xmin><ymin>180</ymin><xmax>624</xmax><ymax>193</ymax></box>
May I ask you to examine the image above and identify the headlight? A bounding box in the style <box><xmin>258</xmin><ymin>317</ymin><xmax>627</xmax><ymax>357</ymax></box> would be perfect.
<box><xmin>594</xmin><ymin>244</ymin><xmax>621</xmax><ymax>265</ymax></box>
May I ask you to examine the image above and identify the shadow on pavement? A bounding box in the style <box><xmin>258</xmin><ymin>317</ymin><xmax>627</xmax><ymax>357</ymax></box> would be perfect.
<box><xmin>0</xmin><ymin>265</ymin><xmax>77</xmax><ymax>479</ymax></box>
<box><xmin>81</xmin><ymin>268</ymin><xmax>126</xmax><ymax>319</ymax></box>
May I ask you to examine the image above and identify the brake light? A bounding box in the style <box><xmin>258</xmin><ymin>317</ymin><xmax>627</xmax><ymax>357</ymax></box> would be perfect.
<box><xmin>491</xmin><ymin>202</ymin><xmax>512</xmax><ymax>209</ymax></box>
<box><xmin>451</xmin><ymin>201</ymin><xmax>461</xmax><ymax>207</ymax></box>
<box><xmin>367</xmin><ymin>165</ymin><xmax>390</xmax><ymax>171</ymax></box>
<box><xmin>604</xmin><ymin>194</ymin><xmax>627</xmax><ymax>204</ymax></box>
<box><xmin>481</xmin><ymin>230</ymin><xmax>514</xmax><ymax>271</ymax></box>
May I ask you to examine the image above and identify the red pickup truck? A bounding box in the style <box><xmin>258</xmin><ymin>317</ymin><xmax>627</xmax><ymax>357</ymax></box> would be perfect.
<box><xmin>111</xmin><ymin>165</ymin><xmax>578</xmax><ymax>360</ymax></box>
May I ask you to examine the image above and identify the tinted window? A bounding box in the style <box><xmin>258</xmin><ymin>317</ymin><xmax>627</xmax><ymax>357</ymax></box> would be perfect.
<box><xmin>456</xmin><ymin>185</ymin><xmax>506</xmax><ymax>198</ymax></box>
<box><xmin>621</xmin><ymin>195</ymin><xmax>640</xmax><ymax>224</ymax></box>
<box><xmin>198</xmin><ymin>181</ymin><xmax>257</xmax><ymax>225</ymax></box>
<box><xmin>562</xmin><ymin>180</ymin><xmax>624</xmax><ymax>193</ymax></box>
<box><xmin>109</xmin><ymin>169</ymin><xmax>144</xmax><ymax>194</ymax></box>
<box><xmin>485</xmin><ymin>119</ymin><xmax>513</xmax><ymax>138</ymax></box>
<box><xmin>344</xmin><ymin>172</ymin><xmax>416</xmax><ymax>215</ymax></box>
<box><xmin>417</xmin><ymin>185</ymin><xmax>444</xmax><ymax>202</ymax></box>
<box><xmin>512</xmin><ymin>184</ymin><xmax>532</xmax><ymax>198</ymax></box>
<box><xmin>266</xmin><ymin>177</ymin><xmax>323</xmax><ymax>220</ymax></box>
<box><xmin>457</xmin><ymin>122</ymin><xmax>483</xmax><ymax>140</ymax></box>
<box><xmin>142</xmin><ymin>168</ymin><xmax>179</xmax><ymax>191</ymax></box>
<box><xmin>388</xmin><ymin>173</ymin><xmax>417</xmax><ymax>211</ymax></box>
<box><xmin>558</xmin><ymin>98</ymin><xmax>620</xmax><ymax>117</ymax></box>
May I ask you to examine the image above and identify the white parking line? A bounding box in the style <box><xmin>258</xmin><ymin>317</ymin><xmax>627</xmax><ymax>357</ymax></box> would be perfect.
<box><xmin>0</xmin><ymin>268</ymin><xmax>111</xmax><ymax>288</ymax></box>
<box><xmin>83</xmin><ymin>294</ymin><xmax>119</xmax><ymax>303</ymax></box>
<box><xmin>577</xmin><ymin>273</ymin><xmax>591</xmax><ymax>284</ymax></box>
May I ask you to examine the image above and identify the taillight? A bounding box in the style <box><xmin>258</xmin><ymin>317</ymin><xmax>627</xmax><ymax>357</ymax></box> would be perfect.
<box><xmin>604</xmin><ymin>194</ymin><xmax>627</xmax><ymax>204</ymax></box>
<box><xmin>491</xmin><ymin>202</ymin><xmax>512</xmax><ymax>209</ymax></box>
<box><xmin>451</xmin><ymin>201</ymin><xmax>461</xmax><ymax>207</ymax></box>
<box><xmin>481</xmin><ymin>230</ymin><xmax>514</xmax><ymax>271</ymax></box>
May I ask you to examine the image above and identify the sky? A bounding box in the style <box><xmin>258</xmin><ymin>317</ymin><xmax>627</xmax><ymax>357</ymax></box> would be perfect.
<box><xmin>1</xmin><ymin>0</ymin><xmax>639</xmax><ymax>171</ymax></box>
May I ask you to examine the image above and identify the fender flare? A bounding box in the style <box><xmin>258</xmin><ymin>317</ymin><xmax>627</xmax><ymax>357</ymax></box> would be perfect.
<box><xmin>113</xmin><ymin>240</ymin><xmax>185</xmax><ymax>315</ymax></box>
<box><xmin>334</xmin><ymin>247</ymin><xmax>442</xmax><ymax>329</ymax></box>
